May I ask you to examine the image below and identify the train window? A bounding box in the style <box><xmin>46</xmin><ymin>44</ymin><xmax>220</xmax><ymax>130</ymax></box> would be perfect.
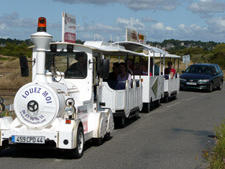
<box><xmin>45</xmin><ymin>52</ymin><xmax>88</xmax><ymax>79</ymax></box>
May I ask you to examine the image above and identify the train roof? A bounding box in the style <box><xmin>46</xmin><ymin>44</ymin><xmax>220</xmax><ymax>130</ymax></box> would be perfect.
<box><xmin>84</xmin><ymin>41</ymin><xmax>147</xmax><ymax>57</ymax></box>
<box><xmin>113</xmin><ymin>41</ymin><xmax>167</xmax><ymax>55</ymax></box>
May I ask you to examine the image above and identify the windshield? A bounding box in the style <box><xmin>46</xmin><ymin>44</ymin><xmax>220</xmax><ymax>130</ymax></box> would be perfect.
<box><xmin>185</xmin><ymin>65</ymin><xmax>216</xmax><ymax>74</ymax></box>
<box><xmin>46</xmin><ymin>52</ymin><xmax>87</xmax><ymax>79</ymax></box>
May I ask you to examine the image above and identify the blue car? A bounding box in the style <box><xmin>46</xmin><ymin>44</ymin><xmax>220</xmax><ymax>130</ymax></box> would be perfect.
<box><xmin>180</xmin><ymin>63</ymin><xmax>224</xmax><ymax>92</ymax></box>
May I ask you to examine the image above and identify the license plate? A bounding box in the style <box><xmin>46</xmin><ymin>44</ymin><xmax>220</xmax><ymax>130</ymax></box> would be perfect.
<box><xmin>11</xmin><ymin>135</ymin><xmax>45</xmax><ymax>144</ymax></box>
<box><xmin>186</xmin><ymin>82</ymin><xmax>197</xmax><ymax>85</ymax></box>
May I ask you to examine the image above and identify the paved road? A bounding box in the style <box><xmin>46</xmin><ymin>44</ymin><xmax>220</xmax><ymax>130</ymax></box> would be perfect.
<box><xmin>1</xmin><ymin>87</ymin><xmax>225</xmax><ymax>169</ymax></box>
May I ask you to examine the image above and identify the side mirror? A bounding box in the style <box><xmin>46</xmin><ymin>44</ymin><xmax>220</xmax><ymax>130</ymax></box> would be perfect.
<box><xmin>97</xmin><ymin>58</ymin><xmax>109</xmax><ymax>79</ymax></box>
<box><xmin>19</xmin><ymin>56</ymin><xmax>29</xmax><ymax>77</ymax></box>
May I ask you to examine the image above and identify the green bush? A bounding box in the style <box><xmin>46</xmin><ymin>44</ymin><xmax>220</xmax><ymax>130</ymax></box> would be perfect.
<box><xmin>0</xmin><ymin>42</ymin><xmax>32</xmax><ymax>58</ymax></box>
<box><xmin>206</xmin><ymin>122</ymin><xmax>225</xmax><ymax>169</ymax></box>
<box><xmin>208</xmin><ymin>44</ymin><xmax>225</xmax><ymax>69</ymax></box>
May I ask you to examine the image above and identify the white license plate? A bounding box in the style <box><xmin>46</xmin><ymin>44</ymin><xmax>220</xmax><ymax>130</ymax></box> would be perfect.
<box><xmin>11</xmin><ymin>135</ymin><xmax>45</xmax><ymax>144</ymax></box>
<box><xmin>186</xmin><ymin>82</ymin><xmax>197</xmax><ymax>85</ymax></box>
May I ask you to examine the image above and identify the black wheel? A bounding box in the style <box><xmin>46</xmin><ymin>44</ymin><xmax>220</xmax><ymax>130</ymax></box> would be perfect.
<box><xmin>104</xmin><ymin>132</ymin><xmax>111</xmax><ymax>141</ymax></box>
<box><xmin>72</xmin><ymin>126</ymin><xmax>84</xmax><ymax>158</ymax></box>
<box><xmin>208</xmin><ymin>82</ymin><xmax>213</xmax><ymax>92</ymax></box>
<box><xmin>164</xmin><ymin>96</ymin><xmax>169</xmax><ymax>103</ymax></box>
<box><xmin>135</xmin><ymin>110</ymin><xmax>140</xmax><ymax>119</ymax></box>
<box><xmin>120</xmin><ymin>116</ymin><xmax>126</xmax><ymax>128</ymax></box>
<box><xmin>218</xmin><ymin>81</ymin><xmax>223</xmax><ymax>90</ymax></box>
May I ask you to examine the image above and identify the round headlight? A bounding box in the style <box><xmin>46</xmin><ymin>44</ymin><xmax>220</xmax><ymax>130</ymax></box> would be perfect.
<box><xmin>65</xmin><ymin>98</ymin><xmax>75</xmax><ymax>106</ymax></box>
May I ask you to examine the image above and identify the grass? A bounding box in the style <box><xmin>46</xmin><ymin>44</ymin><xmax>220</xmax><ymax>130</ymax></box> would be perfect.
<box><xmin>203</xmin><ymin>121</ymin><xmax>225</xmax><ymax>169</ymax></box>
<box><xmin>0</xmin><ymin>55</ymin><xmax>31</xmax><ymax>89</ymax></box>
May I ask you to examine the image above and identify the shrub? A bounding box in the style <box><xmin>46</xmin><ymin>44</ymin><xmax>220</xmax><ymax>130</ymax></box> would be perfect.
<box><xmin>206</xmin><ymin>122</ymin><xmax>225</xmax><ymax>169</ymax></box>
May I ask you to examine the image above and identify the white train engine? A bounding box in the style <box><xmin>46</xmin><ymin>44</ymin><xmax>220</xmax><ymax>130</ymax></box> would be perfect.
<box><xmin>0</xmin><ymin>17</ymin><xmax>114</xmax><ymax>158</ymax></box>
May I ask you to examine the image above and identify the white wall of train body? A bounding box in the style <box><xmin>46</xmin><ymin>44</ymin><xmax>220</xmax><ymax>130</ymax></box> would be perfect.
<box><xmin>99</xmin><ymin>80</ymin><xmax>143</xmax><ymax>118</ymax></box>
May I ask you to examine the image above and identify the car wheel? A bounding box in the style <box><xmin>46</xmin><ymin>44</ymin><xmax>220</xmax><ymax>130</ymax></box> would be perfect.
<box><xmin>72</xmin><ymin>126</ymin><xmax>84</xmax><ymax>158</ymax></box>
<box><xmin>218</xmin><ymin>81</ymin><xmax>223</xmax><ymax>90</ymax></box>
<box><xmin>208</xmin><ymin>82</ymin><xmax>213</xmax><ymax>92</ymax></box>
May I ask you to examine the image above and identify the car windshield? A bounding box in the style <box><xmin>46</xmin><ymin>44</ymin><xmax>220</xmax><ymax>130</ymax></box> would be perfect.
<box><xmin>185</xmin><ymin>65</ymin><xmax>216</xmax><ymax>74</ymax></box>
<box><xmin>45</xmin><ymin>52</ymin><xmax>87</xmax><ymax>79</ymax></box>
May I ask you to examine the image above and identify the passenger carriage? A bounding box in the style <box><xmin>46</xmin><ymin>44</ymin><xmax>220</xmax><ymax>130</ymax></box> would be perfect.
<box><xmin>161</xmin><ymin>53</ymin><xmax>181</xmax><ymax>102</ymax></box>
<box><xmin>114</xmin><ymin>41</ymin><xmax>165</xmax><ymax>111</ymax></box>
<box><xmin>84</xmin><ymin>41</ymin><xmax>144</xmax><ymax>127</ymax></box>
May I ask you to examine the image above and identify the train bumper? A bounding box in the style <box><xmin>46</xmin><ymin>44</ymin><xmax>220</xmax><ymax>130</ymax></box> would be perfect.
<box><xmin>0</xmin><ymin>117</ymin><xmax>79</xmax><ymax>149</ymax></box>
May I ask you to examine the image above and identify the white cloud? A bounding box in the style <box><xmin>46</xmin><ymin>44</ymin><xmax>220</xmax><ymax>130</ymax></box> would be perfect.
<box><xmin>53</xmin><ymin>0</ymin><xmax>179</xmax><ymax>11</ymax></box>
<box><xmin>0</xmin><ymin>12</ymin><xmax>61</xmax><ymax>40</ymax></box>
<box><xmin>152</xmin><ymin>22</ymin><xmax>164</xmax><ymax>30</ymax></box>
<box><xmin>189</xmin><ymin>0</ymin><xmax>225</xmax><ymax>15</ymax></box>
<box><xmin>0</xmin><ymin>23</ymin><xmax>6</xmax><ymax>30</ymax></box>
<box><xmin>79</xmin><ymin>23</ymin><xmax>121</xmax><ymax>32</ymax></box>
<box><xmin>207</xmin><ymin>17</ymin><xmax>225</xmax><ymax>33</ymax></box>
<box><xmin>151</xmin><ymin>22</ymin><xmax>174</xmax><ymax>31</ymax></box>
<box><xmin>117</xmin><ymin>17</ymin><xmax>145</xmax><ymax>30</ymax></box>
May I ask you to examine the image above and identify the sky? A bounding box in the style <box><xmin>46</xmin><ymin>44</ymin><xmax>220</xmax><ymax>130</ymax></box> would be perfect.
<box><xmin>0</xmin><ymin>0</ymin><xmax>225</xmax><ymax>42</ymax></box>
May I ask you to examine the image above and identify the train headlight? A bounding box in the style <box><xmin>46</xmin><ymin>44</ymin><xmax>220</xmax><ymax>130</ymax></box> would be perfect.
<box><xmin>65</xmin><ymin>98</ymin><xmax>76</xmax><ymax>118</ymax></box>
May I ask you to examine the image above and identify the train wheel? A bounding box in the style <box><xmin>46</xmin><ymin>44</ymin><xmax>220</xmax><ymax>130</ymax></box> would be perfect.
<box><xmin>164</xmin><ymin>96</ymin><xmax>169</xmax><ymax>103</ymax></box>
<box><xmin>104</xmin><ymin>132</ymin><xmax>111</xmax><ymax>141</ymax></box>
<box><xmin>73</xmin><ymin>126</ymin><xmax>84</xmax><ymax>158</ymax></box>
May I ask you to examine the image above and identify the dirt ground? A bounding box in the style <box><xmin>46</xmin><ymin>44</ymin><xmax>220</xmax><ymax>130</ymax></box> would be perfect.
<box><xmin>0</xmin><ymin>55</ymin><xmax>32</xmax><ymax>104</ymax></box>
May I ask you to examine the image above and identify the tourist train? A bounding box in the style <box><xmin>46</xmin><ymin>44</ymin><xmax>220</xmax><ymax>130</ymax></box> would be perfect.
<box><xmin>0</xmin><ymin>17</ymin><xmax>180</xmax><ymax>158</ymax></box>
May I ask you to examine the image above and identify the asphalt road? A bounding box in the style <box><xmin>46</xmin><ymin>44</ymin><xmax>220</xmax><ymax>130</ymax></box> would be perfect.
<box><xmin>1</xmin><ymin>87</ymin><xmax>225</xmax><ymax>169</ymax></box>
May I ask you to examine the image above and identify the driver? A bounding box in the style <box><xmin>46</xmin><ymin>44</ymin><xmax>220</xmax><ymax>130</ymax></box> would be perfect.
<box><xmin>65</xmin><ymin>53</ymin><xmax>87</xmax><ymax>78</ymax></box>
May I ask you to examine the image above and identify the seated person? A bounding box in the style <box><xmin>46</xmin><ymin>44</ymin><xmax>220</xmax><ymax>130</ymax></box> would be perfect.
<box><xmin>115</xmin><ymin>63</ymin><xmax>132</xmax><ymax>90</ymax></box>
<box><xmin>164</xmin><ymin>61</ymin><xmax>176</xmax><ymax>79</ymax></box>
<box><xmin>108</xmin><ymin>62</ymin><xmax>120</xmax><ymax>81</ymax></box>
<box><xmin>65</xmin><ymin>53</ymin><xmax>87</xmax><ymax>78</ymax></box>
<box><xmin>127</xmin><ymin>59</ymin><xmax>134</xmax><ymax>75</ymax></box>
<box><xmin>117</xmin><ymin>63</ymin><xmax>132</xmax><ymax>81</ymax></box>
<box><xmin>140</xmin><ymin>63</ymin><xmax>153</xmax><ymax>76</ymax></box>
<box><xmin>108</xmin><ymin>62</ymin><xmax>120</xmax><ymax>89</ymax></box>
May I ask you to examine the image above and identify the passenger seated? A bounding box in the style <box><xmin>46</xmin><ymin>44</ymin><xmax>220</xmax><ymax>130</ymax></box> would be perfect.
<box><xmin>108</xmin><ymin>62</ymin><xmax>120</xmax><ymax>89</ymax></box>
<box><xmin>164</xmin><ymin>61</ymin><xmax>176</xmax><ymax>79</ymax></box>
<box><xmin>141</xmin><ymin>63</ymin><xmax>152</xmax><ymax>76</ymax></box>
<box><xmin>115</xmin><ymin>63</ymin><xmax>132</xmax><ymax>90</ymax></box>
<box><xmin>127</xmin><ymin>59</ymin><xmax>134</xmax><ymax>75</ymax></box>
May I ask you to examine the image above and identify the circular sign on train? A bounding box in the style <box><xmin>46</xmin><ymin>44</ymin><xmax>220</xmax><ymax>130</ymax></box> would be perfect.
<box><xmin>14</xmin><ymin>83</ymin><xmax>59</xmax><ymax>128</ymax></box>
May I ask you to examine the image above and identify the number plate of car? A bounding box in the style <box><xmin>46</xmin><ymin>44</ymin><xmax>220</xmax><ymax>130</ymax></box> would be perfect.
<box><xmin>11</xmin><ymin>135</ymin><xmax>45</xmax><ymax>144</ymax></box>
<box><xmin>186</xmin><ymin>82</ymin><xmax>197</xmax><ymax>85</ymax></box>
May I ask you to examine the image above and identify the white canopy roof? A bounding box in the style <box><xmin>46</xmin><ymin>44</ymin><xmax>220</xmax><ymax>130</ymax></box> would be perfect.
<box><xmin>84</xmin><ymin>41</ymin><xmax>147</xmax><ymax>57</ymax></box>
<box><xmin>165</xmin><ymin>53</ymin><xmax>181</xmax><ymax>59</ymax></box>
<box><xmin>113</xmin><ymin>41</ymin><xmax>167</xmax><ymax>56</ymax></box>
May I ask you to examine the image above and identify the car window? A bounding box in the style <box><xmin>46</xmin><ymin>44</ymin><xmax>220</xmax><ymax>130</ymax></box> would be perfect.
<box><xmin>209</xmin><ymin>66</ymin><xmax>216</xmax><ymax>74</ymax></box>
<box><xmin>185</xmin><ymin>65</ymin><xmax>217</xmax><ymax>74</ymax></box>
<box><xmin>215</xmin><ymin>65</ymin><xmax>221</xmax><ymax>73</ymax></box>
